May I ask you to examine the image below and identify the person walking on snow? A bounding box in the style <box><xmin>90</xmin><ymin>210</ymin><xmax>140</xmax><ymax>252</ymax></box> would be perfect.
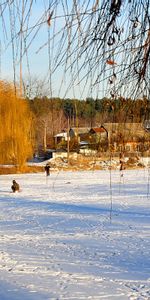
<box><xmin>45</xmin><ymin>163</ymin><xmax>50</xmax><ymax>176</ymax></box>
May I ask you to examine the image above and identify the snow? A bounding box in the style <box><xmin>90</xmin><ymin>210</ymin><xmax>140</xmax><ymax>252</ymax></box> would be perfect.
<box><xmin>0</xmin><ymin>169</ymin><xmax>150</xmax><ymax>300</ymax></box>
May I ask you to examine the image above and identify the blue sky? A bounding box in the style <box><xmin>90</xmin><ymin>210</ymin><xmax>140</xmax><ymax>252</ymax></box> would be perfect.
<box><xmin>0</xmin><ymin>1</ymin><xmax>148</xmax><ymax>100</ymax></box>
<box><xmin>0</xmin><ymin>1</ymin><xmax>112</xmax><ymax>99</ymax></box>
<box><xmin>0</xmin><ymin>1</ymin><xmax>85</xmax><ymax>98</ymax></box>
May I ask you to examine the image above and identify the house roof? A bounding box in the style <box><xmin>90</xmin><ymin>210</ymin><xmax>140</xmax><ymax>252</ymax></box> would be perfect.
<box><xmin>70</xmin><ymin>127</ymin><xmax>90</xmax><ymax>135</ymax></box>
<box><xmin>54</xmin><ymin>132</ymin><xmax>67</xmax><ymax>138</ymax></box>
<box><xmin>103</xmin><ymin>122</ymin><xmax>143</xmax><ymax>131</ymax></box>
<box><xmin>90</xmin><ymin>127</ymin><xmax>107</xmax><ymax>133</ymax></box>
<box><xmin>103</xmin><ymin>123</ymin><xmax>149</xmax><ymax>137</ymax></box>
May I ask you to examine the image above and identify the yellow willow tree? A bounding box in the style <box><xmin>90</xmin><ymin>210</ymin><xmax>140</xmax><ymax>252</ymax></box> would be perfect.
<box><xmin>0</xmin><ymin>81</ymin><xmax>34</xmax><ymax>167</ymax></box>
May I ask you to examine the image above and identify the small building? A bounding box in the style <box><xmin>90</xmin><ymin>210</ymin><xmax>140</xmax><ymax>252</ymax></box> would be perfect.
<box><xmin>103</xmin><ymin>123</ymin><xmax>150</xmax><ymax>154</ymax></box>
<box><xmin>54</xmin><ymin>132</ymin><xmax>68</xmax><ymax>144</ymax></box>
<box><xmin>69</xmin><ymin>127</ymin><xmax>90</xmax><ymax>142</ymax></box>
<box><xmin>103</xmin><ymin>122</ymin><xmax>149</xmax><ymax>142</ymax></box>
<box><xmin>89</xmin><ymin>126</ymin><xmax>108</xmax><ymax>143</ymax></box>
<box><xmin>116</xmin><ymin>139</ymin><xmax>150</xmax><ymax>153</ymax></box>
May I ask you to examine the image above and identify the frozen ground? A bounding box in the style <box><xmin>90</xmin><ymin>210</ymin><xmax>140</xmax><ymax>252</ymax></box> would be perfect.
<box><xmin>0</xmin><ymin>169</ymin><xmax>150</xmax><ymax>300</ymax></box>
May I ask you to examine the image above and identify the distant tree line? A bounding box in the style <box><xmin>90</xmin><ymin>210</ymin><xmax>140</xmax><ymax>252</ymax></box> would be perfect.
<box><xmin>29</xmin><ymin>96</ymin><xmax>150</xmax><ymax>128</ymax></box>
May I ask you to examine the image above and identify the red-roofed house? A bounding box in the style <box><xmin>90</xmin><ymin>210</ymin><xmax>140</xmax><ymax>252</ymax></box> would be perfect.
<box><xmin>89</xmin><ymin>126</ymin><xmax>108</xmax><ymax>143</ymax></box>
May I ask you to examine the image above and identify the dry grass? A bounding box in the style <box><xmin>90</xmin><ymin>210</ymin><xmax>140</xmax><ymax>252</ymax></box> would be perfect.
<box><xmin>0</xmin><ymin>165</ymin><xmax>44</xmax><ymax>175</ymax></box>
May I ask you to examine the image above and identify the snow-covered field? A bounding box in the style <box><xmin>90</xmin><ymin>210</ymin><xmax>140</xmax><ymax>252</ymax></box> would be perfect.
<box><xmin>0</xmin><ymin>169</ymin><xmax>150</xmax><ymax>300</ymax></box>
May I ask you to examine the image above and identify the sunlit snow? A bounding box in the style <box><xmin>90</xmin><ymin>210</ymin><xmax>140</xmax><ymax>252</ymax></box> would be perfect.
<box><xmin>0</xmin><ymin>169</ymin><xmax>150</xmax><ymax>299</ymax></box>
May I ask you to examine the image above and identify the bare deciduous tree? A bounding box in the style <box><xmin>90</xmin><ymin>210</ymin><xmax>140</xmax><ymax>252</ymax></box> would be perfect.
<box><xmin>0</xmin><ymin>1</ymin><xmax>149</xmax><ymax>99</ymax></box>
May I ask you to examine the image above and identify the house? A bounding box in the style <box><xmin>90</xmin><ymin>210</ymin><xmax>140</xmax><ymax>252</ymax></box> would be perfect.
<box><xmin>103</xmin><ymin>123</ymin><xmax>150</xmax><ymax>153</ymax></box>
<box><xmin>54</xmin><ymin>122</ymin><xmax>150</xmax><ymax>156</ymax></box>
<box><xmin>116</xmin><ymin>139</ymin><xmax>149</xmax><ymax>153</ymax></box>
<box><xmin>69</xmin><ymin>127</ymin><xmax>90</xmax><ymax>142</ymax></box>
<box><xmin>89</xmin><ymin>126</ymin><xmax>108</xmax><ymax>143</ymax></box>
<box><xmin>103</xmin><ymin>123</ymin><xmax>148</xmax><ymax>141</ymax></box>
<box><xmin>54</xmin><ymin>131</ymin><xmax>68</xmax><ymax>144</ymax></box>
